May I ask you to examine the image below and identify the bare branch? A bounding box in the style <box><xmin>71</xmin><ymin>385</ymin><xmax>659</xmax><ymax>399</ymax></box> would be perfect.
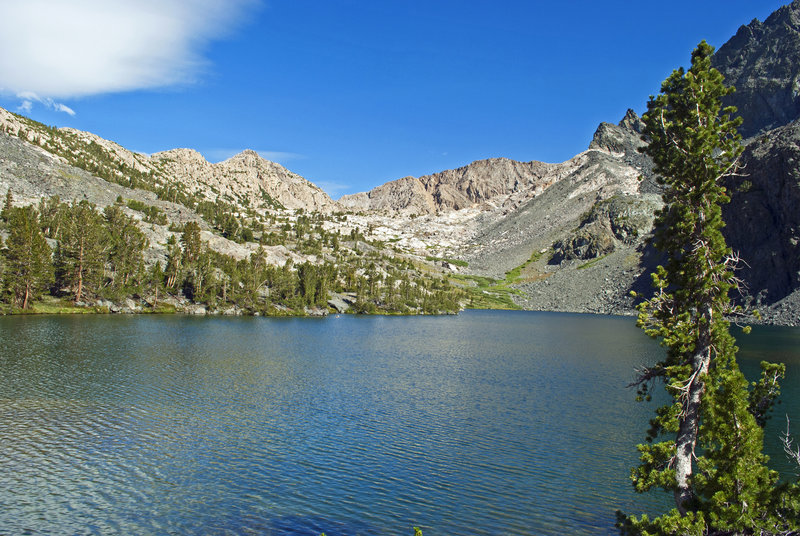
<box><xmin>781</xmin><ymin>416</ymin><xmax>800</xmax><ymax>474</ymax></box>
<box><xmin>628</xmin><ymin>365</ymin><xmax>666</xmax><ymax>389</ymax></box>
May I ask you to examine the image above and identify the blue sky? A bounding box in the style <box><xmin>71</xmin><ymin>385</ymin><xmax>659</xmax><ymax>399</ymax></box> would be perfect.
<box><xmin>0</xmin><ymin>1</ymin><xmax>787</xmax><ymax>198</ymax></box>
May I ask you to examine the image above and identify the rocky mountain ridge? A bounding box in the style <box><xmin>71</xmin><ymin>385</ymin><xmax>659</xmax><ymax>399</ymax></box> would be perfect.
<box><xmin>337</xmin><ymin>1</ymin><xmax>800</xmax><ymax>324</ymax></box>
<box><xmin>339</xmin><ymin>157</ymin><xmax>559</xmax><ymax>215</ymax></box>
<box><xmin>712</xmin><ymin>0</ymin><xmax>800</xmax><ymax>138</ymax></box>
<box><xmin>0</xmin><ymin>107</ymin><xmax>333</xmax><ymax>213</ymax></box>
<box><xmin>2</xmin><ymin>2</ymin><xmax>800</xmax><ymax>323</ymax></box>
<box><xmin>150</xmin><ymin>148</ymin><xmax>333</xmax><ymax>212</ymax></box>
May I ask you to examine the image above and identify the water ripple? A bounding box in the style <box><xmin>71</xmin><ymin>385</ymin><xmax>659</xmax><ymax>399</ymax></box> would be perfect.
<box><xmin>0</xmin><ymin>313</ymin><xmax>796</xmax><ymax>535</ymax></box>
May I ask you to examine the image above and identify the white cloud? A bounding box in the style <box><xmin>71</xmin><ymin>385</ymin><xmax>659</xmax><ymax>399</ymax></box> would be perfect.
<box><xmin>17</xmin><ymin>92</ymin><xmax>76</xmax><ymax>115</ymax></box>
<box><xmin>54</xmin><ymin>103</ymin><xmax>77</xmax><ymax>116</ymax></box>
<box><xmin>0</xmin><ymin>0</ymin><xmax>257</xmax><ymax>101</ymax></box>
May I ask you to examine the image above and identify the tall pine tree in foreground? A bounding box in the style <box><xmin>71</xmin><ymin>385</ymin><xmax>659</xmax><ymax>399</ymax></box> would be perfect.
<box><xmin>618</xmin><ymin>41</ymin><xmax>799</xmax><ymax>536</ymax></box>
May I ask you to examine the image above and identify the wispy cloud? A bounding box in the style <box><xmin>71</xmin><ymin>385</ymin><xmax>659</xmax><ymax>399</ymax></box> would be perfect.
<box><xmin>17</xmin><ymin>92</ymin><xmax>75</xmax><ymax>116</ymax></box>
<box><xmin>315</xmin><ymin>181</ymin><xmax>354</xmax><ymax>199</ymax></box>
<box><xmin>0</xmin><ymin>0</ymin><xmax>257</xmax><ymax>110</ymax></box>
<box><xmin>259</xmin><ymin>151</ymin><xmax>306</xmax><ymax>164</ymax></box>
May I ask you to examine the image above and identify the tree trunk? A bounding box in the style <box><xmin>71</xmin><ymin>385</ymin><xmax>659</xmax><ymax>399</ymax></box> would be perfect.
<box><xmin>674</xmin><ymin>307</ymin><xmax>713</xmax><ymax>513</ymax></box>
<box><xmin>76</xmin><ymin>271</ymin><xmax>83</xmax><ymax>302</ymax></box>
<box><xmin>75</xmin><ymin>239</ymin><xmax>85</xmax><ymax>303</ymax></box>
<box><xmin>22</xmin><ymin>283</ymin><xmax>30</xmax><ymax>310</ymax></box>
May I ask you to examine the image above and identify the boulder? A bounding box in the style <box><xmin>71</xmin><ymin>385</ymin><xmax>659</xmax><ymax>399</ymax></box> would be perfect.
<box><xmin>327</xmin><ymin>294</ymin><xmax>350</xmax><ymax>313</ymax></box>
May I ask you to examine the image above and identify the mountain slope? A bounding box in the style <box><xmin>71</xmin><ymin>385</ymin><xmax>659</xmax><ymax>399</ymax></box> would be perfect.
<box><xmin>0</xmin><ymin>107</ymin><xmax>333</xmax><ymax>213</ymax></box>
<box><xmin>150</xmin><ymin>148</ymin><xmax>332</xmax><ymax>211</ymax></box>
<box><xmin>453</xmin><ymin>112</ymin><xmax>660</xmax><ymax>315</ymax></box>
<box><xmin>338</xmin><ymin>1</ymin><xmax>800</xmax><ymax>322</ymax></box>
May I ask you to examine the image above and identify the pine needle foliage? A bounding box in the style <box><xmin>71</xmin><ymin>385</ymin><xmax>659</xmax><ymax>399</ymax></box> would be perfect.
<box><xmin>3</xmin><ymin>206</ymin><xmax>53</xmax><ymax>309</ymax></box>
<box><xmin>618</xmin><ymin>41</ymin><xmax>799</xmax><ymax>536</ymax></box>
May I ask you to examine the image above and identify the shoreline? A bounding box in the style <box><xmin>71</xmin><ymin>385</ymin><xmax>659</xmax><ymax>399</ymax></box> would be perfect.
<box><xmin>2</xmin><ymin>299</ymin><xmax>796</xmax><ymax>328</ymax></box>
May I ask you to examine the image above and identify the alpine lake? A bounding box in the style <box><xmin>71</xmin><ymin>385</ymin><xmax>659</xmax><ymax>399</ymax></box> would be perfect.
<box><xmin>1</xmin><ymin>310</ymin><xmax>798</xmax><ymax>535</ymax></box>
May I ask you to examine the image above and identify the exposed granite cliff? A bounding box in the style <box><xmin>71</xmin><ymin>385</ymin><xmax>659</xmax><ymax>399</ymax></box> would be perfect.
<box><xmin>337</xmin><ymin>175</ymin><xmax>438</xmax><ymax>215</ymax></box>
<box><xmin>339</xmin><ymin>158</ymin><xmax>558</xmax><ymax>215</ymax></box>
<box><xmin>151</xmin><ymin>148</ymin><xmax>333</xmax><ymax>212</ymax></box>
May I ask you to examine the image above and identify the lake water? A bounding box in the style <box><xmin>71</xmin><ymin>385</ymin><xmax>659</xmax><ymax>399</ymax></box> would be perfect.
<box><xmin>0</xmin><ymin>311</ymin><xmax>797</xmax><ymax>535</ymax></box>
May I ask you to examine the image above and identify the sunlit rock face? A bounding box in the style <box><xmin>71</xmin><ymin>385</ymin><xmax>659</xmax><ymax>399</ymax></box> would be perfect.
<box><xmin>150</xmin><ymin>148</ymin><xmax>334</xmax><ymax>212</ymax></box>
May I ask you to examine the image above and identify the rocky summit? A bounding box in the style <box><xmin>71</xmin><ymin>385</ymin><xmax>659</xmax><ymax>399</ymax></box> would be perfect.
<box><xmin>339</xmin><ymin>157</ymin><xmax>559</xmax><ymax>215</ymax></box>
<box><xmin>712</xmin><ymin>0</ymin><xmax>800</xmax><ymax>138</ymax></box>
<box><xmin>2</xmin><ymin>2</ymin><xmax>800</xmax><ymax>324</ymax></box>
<box><xmin>150</xmin><ymin>148</ymin><xmax>333</xmax><ymax>212</ymax></box>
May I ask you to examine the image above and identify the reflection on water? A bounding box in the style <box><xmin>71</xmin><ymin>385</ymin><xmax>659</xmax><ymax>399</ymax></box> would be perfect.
<box><xmin>0</xmin><ymin>312</ymin><xmax>797</xmax><ymax>535</ymax></box>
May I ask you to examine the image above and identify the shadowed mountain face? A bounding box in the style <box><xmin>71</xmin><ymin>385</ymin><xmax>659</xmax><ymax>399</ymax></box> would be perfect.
<box><xmin>712</xmin><ymin>0</ymin><xmax>800</xmax><ymax>138</ymax></box>
<box><xmin>711</xmin><ymin>1</ymin><xmax>800</xmax><ymax>311</ymax></box>
<box><xmin>723</xmin><ymin>119</ymin><xmax>800</xmax><ymax>306</ymax></box>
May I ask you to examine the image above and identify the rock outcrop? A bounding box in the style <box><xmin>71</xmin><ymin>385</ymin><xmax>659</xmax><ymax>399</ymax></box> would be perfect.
<box><xmin>588</xmin><ymin>109</ymin><xmax>645</xmax><ymax>155</ymax></box>
<box><xmin>151</xmin><ymin>148</ymin><xmax>333</xmax><ymax>212</ymax></box>
<box><xmin>550</xmin><ymin>194</ymin><xmax>661</xmax><ymax>264</ymax></box>
<box><xmin>339</xmin><ymin>157</ymin><xmax>558</xmax><ymax>215</ymax></box>
<box><xmin>337</xmin><ymin>175</ymin><xmax>437</xmax><ymax>215</ymax></box>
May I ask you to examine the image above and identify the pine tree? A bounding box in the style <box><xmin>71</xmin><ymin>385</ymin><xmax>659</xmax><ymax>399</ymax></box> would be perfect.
<box><xmin>179</xmin><ymin>221</ymin><xmax>212</xmax><ymax>302</ymax></box>
<box><xmin>1</xmin><ymin>189</ymin><xmax>13</xmax><ymax>222</ymax></box>
<box><xmin>104</xmin><ymin>204</ymin><xmax>147</xmax><ymax>296</ymax></box>
<box><xmin>56</xmin><ymin>201</ymin><xmax>108</xmax><ymax>303</ymax></box>
<box><xmin>164</xmin><ymin>237</ymin><xmax>182</xmax><ymax>291</ymax></box>
<box><xmin>181</xmin><ymin>221</ymin><xmax>203</xmax><ymax>265</ymax></box>
<box><xmin>3</xmin><ymin>206</ymin><xmax>53</xmax><ymax>309</ymax></box>
<box><xmin>619</xmin><ymin>41</ymin><xmax>799</xmax><ymax>536</ymax></box>
<box><xmin>38</xmin><ymin>195</ymin><xmax>66</xmax><ymax>239</ymax></box>
<box><xmin>243</xmin><ymin>246</ymin><xmax>270</xmax><ymax>308</ymax></box>
<box><xmin>147</xmin><ymin>261</ymin><xmax>165</xmax><ymax>306</ymax></box>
